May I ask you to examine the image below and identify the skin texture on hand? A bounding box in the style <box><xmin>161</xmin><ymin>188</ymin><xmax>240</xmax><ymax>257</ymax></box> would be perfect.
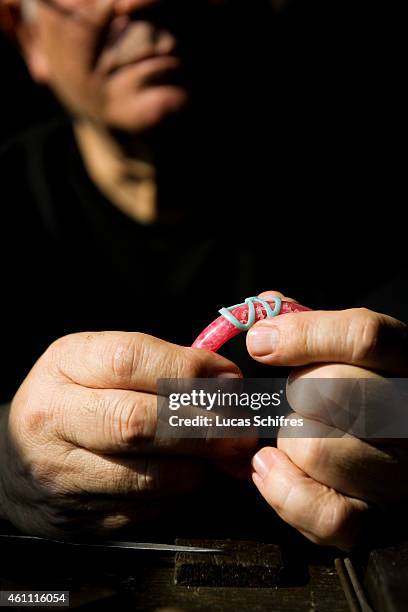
<box><xmin>0</xmin><ymin>331</ymin><xmax>254</xmax><ymax>539</ymax></box>
<box><xmin>247</xmin><ymin>290</ymin><xmax>408</xmax><ymax>551</ymax></box>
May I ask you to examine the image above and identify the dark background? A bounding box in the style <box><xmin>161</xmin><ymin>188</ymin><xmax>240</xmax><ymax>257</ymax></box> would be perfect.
<box><xmin>0</xmin><ymin>32</ymin><xmax>62</xmax><ymax>142</ymax></box>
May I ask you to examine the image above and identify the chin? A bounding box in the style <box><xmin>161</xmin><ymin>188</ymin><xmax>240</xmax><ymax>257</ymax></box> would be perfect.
<box><xmin>105</xmin><ymin>86</ymin><xmax>190</xmax><ymax>133</ymax></box>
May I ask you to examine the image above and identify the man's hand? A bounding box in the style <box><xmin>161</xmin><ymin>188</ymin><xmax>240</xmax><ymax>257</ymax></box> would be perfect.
<box><xmin>0</xmin><ymin>331</ymin><xmax>247</xmax><ymax>538</ymax></box>
<box><xmin>246</xmin><ymin>290</ymin><xmax>408</xmax><ymax>550</ymax></box>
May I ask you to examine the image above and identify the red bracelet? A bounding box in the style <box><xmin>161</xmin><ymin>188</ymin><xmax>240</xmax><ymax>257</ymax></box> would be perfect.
<box><xmin>192</xmin><ymin>295</ymin><xmax>310</xmax><ymax>352</ymax></box>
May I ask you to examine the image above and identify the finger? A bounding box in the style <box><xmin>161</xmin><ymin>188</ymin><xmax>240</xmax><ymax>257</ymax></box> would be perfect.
<box><xmin>252</xmin><ymin>446</ymin><xmax>368</xmax><ymax>550</ymax></box>
<box><xmin>287</xmin><ymin>363</ymin><xmax>382</xmax><ymax>429</ymax></box>
<box><xmin>277</xmin><ymin>427</ymin><xmax>403</xmax><ymax>506</ymax></box>
<box><xmin>246</xmin><ymin>308</ymin><xmax>408</xmax><ymax>375</ymax></box>
<box><xmin>257</xmin><ymin>289</ymin><xmax>297</xmax><ymax>303</ymax></box>
<box><xmin>47</xmin><ymin>331</ymin><xmax>241</xmax><ymax>391</ymax></box>
<box><xmin>287</xmin><ymin>363</ymin><xmax>408</xmax><ymax>440</ymax></box>
<box><xmin>52</xmin><ymin>382</ymin><xmax>255</xmax><ymax>456</ymax></box>
<box><xmin>51</xmin><ymin>446</ymin><xmax>210</xmax><ymax>498</ymax></box>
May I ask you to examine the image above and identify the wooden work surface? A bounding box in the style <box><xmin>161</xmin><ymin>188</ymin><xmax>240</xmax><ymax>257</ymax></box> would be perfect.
<box><xmin>1</xmin><ymin>527</ymin><xmax>408</xmax><ymax>611</ymax></box>
<box><xmin>1</xmin><ymin>478</ymin><xmax>407</xmax><ymax>610</ymax></box>
<box><xmin>0</xmin><ymin>536</ymin><xmax>348</xmax><ymax>611</ymax></box>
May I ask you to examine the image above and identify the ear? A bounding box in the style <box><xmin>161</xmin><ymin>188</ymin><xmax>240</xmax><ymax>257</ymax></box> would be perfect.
<box><xmin>1</xmin><ymin>0</ymin><xmax>51</xmax><ymax>83</ymax></box>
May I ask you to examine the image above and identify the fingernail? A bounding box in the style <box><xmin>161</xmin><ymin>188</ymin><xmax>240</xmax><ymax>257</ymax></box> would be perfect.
<box><xmin>261</xmin><ymin>293</ymin><xmax>280</xmax><ymax>301</ymax></box>
<box><xmin>248</xmin><ymin>327</ymin><xmax>280</xmax><ymax>356</ymax></box>
<box><xmin>252</xmin><ymin>448</ymin><xmax>274</xmax><ymax>480</ymax></box>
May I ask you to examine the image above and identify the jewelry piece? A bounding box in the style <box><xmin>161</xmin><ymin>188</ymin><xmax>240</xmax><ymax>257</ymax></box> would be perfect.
<box><xmin>192</xmin><ymin>296</ymin><xmax>310</xmax><ymax>352</ymax></box>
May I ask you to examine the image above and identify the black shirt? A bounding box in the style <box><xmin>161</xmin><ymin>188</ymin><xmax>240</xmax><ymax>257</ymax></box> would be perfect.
<box><xmin>0</xmin><ymin>117</ymin><xmax>406</xmax><ymax>403</ymax></box>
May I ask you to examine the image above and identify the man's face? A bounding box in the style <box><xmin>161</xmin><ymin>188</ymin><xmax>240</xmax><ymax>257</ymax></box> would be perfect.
<box><xmin>23</xmin><ymin>0</ymin><xmax>212</xmax><ymax>132</ymax></box>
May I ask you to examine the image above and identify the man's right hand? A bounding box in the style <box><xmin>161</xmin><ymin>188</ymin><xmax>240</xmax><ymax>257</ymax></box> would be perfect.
<box><xmin>0</xmin><ymin>331</ymin><xmax>246</xmax><ymax>538</ymax></box>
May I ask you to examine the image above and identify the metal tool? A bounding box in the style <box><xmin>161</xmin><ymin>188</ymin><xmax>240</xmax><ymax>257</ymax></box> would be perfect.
<box><xmin>335</xmin><ymin>557</ymin><xmax>374</xmax><ymax>612</ymax></box>
<box><xmin>0</xmin><ymin>534</ymin><xmax>223</xmax><ymax>554</ymax></box>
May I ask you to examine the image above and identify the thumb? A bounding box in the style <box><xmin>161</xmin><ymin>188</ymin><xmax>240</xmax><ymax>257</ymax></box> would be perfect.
<box><xmin>252</xmin><ymin>446</ymin><xmax>367</xmax><ymax>550</ymax></box>
<box><xmin>246</xmin><ymin>307</ymin><xmax>408</xmax><ymax>375</ymax></box>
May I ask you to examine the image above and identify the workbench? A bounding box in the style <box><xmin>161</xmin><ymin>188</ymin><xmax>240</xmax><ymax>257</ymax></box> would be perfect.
<box><xmin>0</xmin><ymin>477</ymin><xmax>407</xmax><ymax>611</ymax></box>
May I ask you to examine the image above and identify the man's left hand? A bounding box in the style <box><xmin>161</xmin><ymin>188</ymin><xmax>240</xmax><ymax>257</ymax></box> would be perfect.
<box><xmin>246</xmin><ymin>290</ymin><xmax>408</xmax><ymax>550</ymax></box>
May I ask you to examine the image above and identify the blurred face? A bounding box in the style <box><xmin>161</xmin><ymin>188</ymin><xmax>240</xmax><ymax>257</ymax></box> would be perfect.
<box><xmin>23</xmin><ymin>0</ymin><xmax>215</xmax><ymax>132</ymax></box>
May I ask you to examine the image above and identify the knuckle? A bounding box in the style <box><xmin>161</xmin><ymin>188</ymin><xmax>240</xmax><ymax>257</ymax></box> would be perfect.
<box><xmin>112</xmin><ymin>395</ymin><xmax>153</xmax><ymax>448</ymax></box>
<box><xmin>107</xmin><ymin>333</ymin><xmax>145</xmax><ymax>384</ymax></box>
<box><xmin>14</xmin><ymin>381</ymin><xmax>60</xmax><ymax>441</ymax></box>
<box><xmin>347</xmin><ymin>308</ymin><xmax>381</xmax><ymax>363</ymax></box>
<box><xmin>21</xmin><ymin>404</ymin><xmax>49</xmax><ymax>437</ymax></box>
